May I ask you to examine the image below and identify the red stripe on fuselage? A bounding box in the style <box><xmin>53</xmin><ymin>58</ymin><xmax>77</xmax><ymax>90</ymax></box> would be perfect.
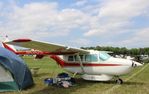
<box><xmin>63</xmin><ymin>63</ymin><xmax>122</xmax><ymax>67</ymax></box>
<box><xmin>50</xmin><ymin>55</ymin><xmax>122</xmax><ymax>67</ymax></box>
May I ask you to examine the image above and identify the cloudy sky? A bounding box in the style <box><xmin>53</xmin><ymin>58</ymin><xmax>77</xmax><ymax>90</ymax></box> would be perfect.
<box><xmin>0</xmin><ymin>0</ymin><xmax>149</xmax><ymax>48</ymax></box>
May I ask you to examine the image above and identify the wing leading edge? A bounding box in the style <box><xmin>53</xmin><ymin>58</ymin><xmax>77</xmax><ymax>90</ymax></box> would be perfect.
<box><xmin>5</xmin><ymin>39</ymin><xmax>89</xmax><ymax>55</ymax></box>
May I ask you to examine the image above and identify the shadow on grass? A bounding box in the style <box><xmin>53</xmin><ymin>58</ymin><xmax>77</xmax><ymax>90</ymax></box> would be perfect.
<box><xmin>30</xmin><ymin>78</ymin><xmax>138</xmax><ymax>94</ymax></box>
<box><xmin>122</xmin><ymin>81</ymin><xmax>144</xmax><ymax>85</ymax></box>
<box><xmin>30</xmin><ymin>78</ymin><xmax>117</xmax><ymax>94</ymax></box>
<box><xmin>101</xmin><ymin>80</ymin><xmax>144</xmax><ymax>85</ymax></box>
<box><xmin>29</xmin><ymin>78</ymin><xmax>144</xmax><ymax>94</ymax></box>
<box><xmin>32</xmin><ymin>73</ymin><xmax>50</xmax><ymax>77</ymax></box>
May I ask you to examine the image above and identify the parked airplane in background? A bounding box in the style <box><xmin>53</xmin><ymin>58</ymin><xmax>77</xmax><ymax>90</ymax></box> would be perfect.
<box><xmin>3</xmin><ymin>38</ymin><xmax>143</xmax><ymax>84</ymax></box>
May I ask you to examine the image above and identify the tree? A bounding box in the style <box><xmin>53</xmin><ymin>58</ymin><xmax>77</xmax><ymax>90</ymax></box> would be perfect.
<box><xmin>81</xmin><ymin>46</ymin><xmax>149</xmax><ymax>56</ymax></box>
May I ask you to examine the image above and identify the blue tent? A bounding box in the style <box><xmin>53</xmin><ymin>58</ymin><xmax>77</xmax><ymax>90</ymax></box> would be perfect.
<box><xmin>0</xmin><ymin>47</ymin><xmax>34</xmax><ymax>92</ymax></box>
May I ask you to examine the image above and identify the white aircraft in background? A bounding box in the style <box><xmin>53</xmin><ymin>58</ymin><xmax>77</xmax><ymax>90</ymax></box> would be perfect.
<box><xmin>3</xmin><ymin>38</ymin><xmax>142</xmax><ymax>84</ymax></box>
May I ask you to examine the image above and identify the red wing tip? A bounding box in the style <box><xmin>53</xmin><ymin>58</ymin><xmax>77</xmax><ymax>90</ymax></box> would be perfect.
<box><xmin>13</xmin><ymin>39</ymin><xmax>32</xmax><ymax>42</ymax></box>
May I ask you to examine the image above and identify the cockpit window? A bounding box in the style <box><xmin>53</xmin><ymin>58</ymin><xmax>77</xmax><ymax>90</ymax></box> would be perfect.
<box><xmin>99</xmin><ymin>52</ymin><xmax>111</xmax><ymax>61</ymax></box>
<box><xmin>85</xmin><ymin>54</ymin><xmax>98</xmax><ymax>62</ymax></box>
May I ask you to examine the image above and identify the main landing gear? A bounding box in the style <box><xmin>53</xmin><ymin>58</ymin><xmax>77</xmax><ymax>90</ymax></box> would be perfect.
<box><xmin>116</xmin><ymin>78</ymin><xmax>123</xmax><ymax>84</ymax></box>
<box><xmin>114</xmin><ymin>76</ymin><xmax>123</xmax><ymax>84</ymax></box>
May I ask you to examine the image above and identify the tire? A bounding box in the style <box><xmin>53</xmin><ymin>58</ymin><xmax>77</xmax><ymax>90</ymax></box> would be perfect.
<box><xmin>70</xmin><ymin>78</ymin><xmax>76</xmax><ymax>84</ymax></box>
<box><xmin>116</xmin><ymin>78</ymin><xmax>123</xmax><ymax>84</ymax></box>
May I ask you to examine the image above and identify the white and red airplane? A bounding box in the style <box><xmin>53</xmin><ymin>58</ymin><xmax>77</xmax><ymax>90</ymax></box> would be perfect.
<box><xmin>3</xmin><ymin>38</ymin><xmax>143</xmax><ymax>84</ymax></box>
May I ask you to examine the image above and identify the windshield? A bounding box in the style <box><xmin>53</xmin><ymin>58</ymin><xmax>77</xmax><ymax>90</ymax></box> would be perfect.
<box><xmin>99</xmin><ymin>52</ymin><xmax>111</xmax><ymax>61</ymax></box>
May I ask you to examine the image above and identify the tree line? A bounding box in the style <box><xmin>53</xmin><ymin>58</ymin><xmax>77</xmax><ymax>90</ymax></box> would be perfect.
<box><xmin>81</xmin><ymin>46</ymin><xmax>149</xmax><ymax>56</ymax></box>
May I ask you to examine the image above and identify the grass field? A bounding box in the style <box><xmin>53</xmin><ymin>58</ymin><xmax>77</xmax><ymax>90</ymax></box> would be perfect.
<box><xmin>2</xmin><ymin>56</ymin><xmax>149</xmax><ymax>94</ymax></box>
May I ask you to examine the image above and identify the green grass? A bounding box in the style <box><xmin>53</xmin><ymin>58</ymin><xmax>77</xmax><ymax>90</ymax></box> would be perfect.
<box><xmin>1</xmin><ymin>56</ymin><xmax>149</xmax><ymax>94</ymax></box>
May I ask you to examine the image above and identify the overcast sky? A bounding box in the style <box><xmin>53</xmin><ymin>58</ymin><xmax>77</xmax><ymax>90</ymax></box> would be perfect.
<box><xmin>0</xmin><ymin>0</ymin><xmax>149</xmax><ymax>48</ymax></box>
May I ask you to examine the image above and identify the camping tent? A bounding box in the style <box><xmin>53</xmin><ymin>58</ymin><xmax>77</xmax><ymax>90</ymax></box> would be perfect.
<box><xmin>0</xmin><ymin>47</ymin><xmax>34</xmax><ymax>92</ymax></box>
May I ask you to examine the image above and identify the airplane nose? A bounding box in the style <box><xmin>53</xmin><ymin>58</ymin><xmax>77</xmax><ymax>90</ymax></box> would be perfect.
<box><xmin>132</xmin><ymin>61</ymin><xmax>143</xmax><ymax>67</ymax></box>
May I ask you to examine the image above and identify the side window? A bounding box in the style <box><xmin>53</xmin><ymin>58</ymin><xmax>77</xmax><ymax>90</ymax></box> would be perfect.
<box><xmin>68</xmin><ymin>56</ymin><xmax>74</xmax><ymax>61</ymax></box>
<box><xmin>80</xmin><ymin>55</ymin><xmax>84</xmax><ymax>61</ymax></box>
<box><xmin>91</xmin><ymin>54</ymin><xmax>98</xmax><ymax>62</ymax></box>
<box><xmin>74</xmin><ymin>55</ymin><xmax>84</xmax><ymax>61</ymax></box>
<box><xmin>85</xmin><ymin>55</ymin><xmax>91</xmax><ymax>62</ymax></box>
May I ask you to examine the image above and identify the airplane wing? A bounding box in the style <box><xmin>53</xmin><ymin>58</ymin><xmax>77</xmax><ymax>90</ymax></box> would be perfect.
<box><xmin>5</xmin><ymin>39</ymin><xmax>89</xmax><ymax>55</ymax></box>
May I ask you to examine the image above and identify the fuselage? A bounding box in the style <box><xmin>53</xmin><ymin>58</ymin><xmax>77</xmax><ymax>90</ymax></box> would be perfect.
<box><xmin>51</xmin><ymin>50</ymin><xmax>142</xmax><ymax>76</ymax></box>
